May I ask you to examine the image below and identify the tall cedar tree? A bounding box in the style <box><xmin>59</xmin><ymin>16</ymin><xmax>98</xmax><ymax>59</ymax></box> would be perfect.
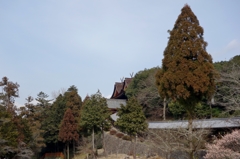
<box><xmin>80</xmin><ymin>91</ymin><xmax>110</xmax><ymax>155</ymax></box>
<box><xmin>65</xmin><ymin>90</ymin><xmax>82</xmax><ymax>123</ymax></box>
<box><xmin>59</xmin><ymin>108</ymin><xmax>79</xmax><ymax>159</ymax></box>
<box><xmin>115</xmin><ymin>97</ymin><xmax>148</xmax><ymax>159</ymax></box>
<box><xmin>64</xmin><ymin>88</ymin><xmax>82</xmax><ymax>156</ymax></box>
<box><xmin>42</xmin><ymin>94</ymin><xmax>66</xmax><ymax>146</ymax></box>
<box><xmin>155</xmin><ymin>4</ymin><xmax>217</xmax><ymax>159</ymax></box>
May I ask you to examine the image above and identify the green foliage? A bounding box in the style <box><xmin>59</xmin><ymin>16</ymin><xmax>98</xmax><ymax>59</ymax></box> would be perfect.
<box><xmin>125</xmin><ymin>67</ymin><xmax>163</xmax><ymax>118</ymax></box>
<box><xmin>126</xmin><ymin>68</ymin><xmax>157</xmax><ymax>98</ymax></box>
<box><xmin>0</xmin><ymin>110</ymin><xmax>18</xmax><ymax>158</ymax></box>
<box><xmin>67</xmin><ymin>85</ymin><xmax>78</xmax><ymax>92</ymax></box>
<box><xmin>16</xmin><ymin>117</ymin><xmax>32</xmax><ymax>144</ymax></box>
<box><xmin>35</xmin><ymin>91</ymin><xmax>52</xmax><ymax>108</ymax></box>
<box><xmin>168</xmin><ymin>101</ymin><xmax>187</xmax><ymax>119</ymax></box>
<box><xmin>115</xmin><ymin>97</ymin><xmax>148</xmax><ymax>136</ymax></box>
<box><xmin>169</xmin><ymin>101</ymin><xmax>221</xmax><ymax>119</ymax></box>
<box><xmin>214</xmin><ymin>61</ymin><xmax>228</xmax><ymax>71</ymax></box>
<box><xmin>42</xmin><ymin>94</ymin><xmax>67</xmax><ymax>144</ymax></box>
<box><xmin>80</xmin><ymin>91</ymin><xmax>111</xmax><ymax>134</ymax></box>
<box><xmin>122</xmin><ymin>135</ymin><xmax>132</xmax><ymax>141</ymax></box>
<box><xmin>0</xmin><ymin>119</ymin><xmax>18</xmax><ymax>147</ymax></box>
<box><xmin>21</xmin><ymin>96</ymin><xmax>45</xmax><ymax>153</ymax></box>
<box><xmin>0</xmin><ymin>77</ymin><xmax>20</xmax><ymax>108</ymax></box>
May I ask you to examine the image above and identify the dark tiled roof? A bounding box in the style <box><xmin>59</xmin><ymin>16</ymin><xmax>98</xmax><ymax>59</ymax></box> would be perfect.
<box><xmin>111</xmin><ymin>77</ymin><xmax>133</xmax><ymax>99</ymax></box>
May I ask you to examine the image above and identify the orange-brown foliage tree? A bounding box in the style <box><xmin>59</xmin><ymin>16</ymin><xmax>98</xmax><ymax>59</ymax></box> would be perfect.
<box><xmin>59</xmin><ymin>108</ymin><xmax>79</xmax><ymax>159</ymax></box>
<box><xmin>155</xmin><ymin>4</ymin><xmax>217</xmax><ymax>159</ymax></box>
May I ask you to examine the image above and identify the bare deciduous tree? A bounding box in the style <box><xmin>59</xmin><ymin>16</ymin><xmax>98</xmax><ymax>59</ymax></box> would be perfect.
<box><xmin>148</xmin><ymin>126</ymin><xmax>210</xmax><ymax>159</ymax></box>
<box><xmin>215</xmin><ymin>63</ymin><xmax>240</xmax><ymax>112</ymax></box>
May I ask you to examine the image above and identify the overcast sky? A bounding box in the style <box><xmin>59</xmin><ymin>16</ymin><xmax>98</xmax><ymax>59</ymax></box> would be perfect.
<box><xmin>1</xmin><ymin>1</ymin><xmax>240</xmax><ymax>106</ymax></box>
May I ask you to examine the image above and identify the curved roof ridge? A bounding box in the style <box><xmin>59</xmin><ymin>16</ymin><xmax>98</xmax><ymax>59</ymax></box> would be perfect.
<box><xmin>110</xmin><ymin>77</ymin><xmax>133</xmax><ymax>99</ymax></box>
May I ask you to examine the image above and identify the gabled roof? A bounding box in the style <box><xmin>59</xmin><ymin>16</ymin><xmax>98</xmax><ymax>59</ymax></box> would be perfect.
<box><xmin>110</xmin><ymin>78</ymin><xmax>133</xmax><ymax>99</ymax></box>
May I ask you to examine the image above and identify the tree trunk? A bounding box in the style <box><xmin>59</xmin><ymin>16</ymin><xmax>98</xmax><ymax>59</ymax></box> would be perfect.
<box><xmin>92</xmin><ymin>128</ymin><xmax>95</xmax><ymax>159</ymax></box>
<box><xmin>67</xmin><ymin>142</ymin><xmax>69</xmax><ymax>159</ymax></box>
<box><xmin>73</xmin><ymin>140</ymin><xmax>75</xmax><ymax>158</ymax></box>
<box><xmin>63</xmin><ymin>144</ymin><xmax>66</xmax><ymax>159</ymax></box>
<box><xmin>102</xmin><ymin>129</ymin><xmax>107</xmax><ymax>157</ymax></box>
<box><xmin>133</xmin><ymin>135</ymin><xmax>137</xmax><ymax>159</ymax></box>
<box><xmin>163</xmin><ymin>97</ymin><xmax>166</xmax><ymax>120</ymax></box>
<box><xmin>188</xmin><ymin>116</ymin><xmax>194</xmax><ymax>159</ymax></box>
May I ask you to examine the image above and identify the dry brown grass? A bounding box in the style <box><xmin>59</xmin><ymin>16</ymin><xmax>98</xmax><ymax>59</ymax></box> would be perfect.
<box><xmin>98</xmin><ymin>154</ymin><xmax>165</xmax><ymax>159</ymax></box>
<box><xmin>73</xmin><ymin>150</ymin><xmax>165</xmax><ymax>159</ymax></box>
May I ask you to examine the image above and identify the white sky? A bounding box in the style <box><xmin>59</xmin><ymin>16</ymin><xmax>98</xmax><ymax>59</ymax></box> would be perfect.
<box><xmin>1</xmin><ymin>1</ymin><xmax>240</xmax><ymax>106</ymax></box>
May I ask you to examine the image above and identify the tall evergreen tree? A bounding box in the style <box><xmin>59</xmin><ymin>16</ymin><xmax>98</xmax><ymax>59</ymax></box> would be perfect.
<box><xmin>42</xmin><ymin>87</ymin><xmax>82</xmax><ymax>155</ymax></box>
<box><xmin>64</xmin><ymin>89</ymin><xmax>82</xmax><ymax>122</ymax></box>
<box><xmin>115</xmin><ymin>97</ymin><xmax>148</xmax><ymax>159</ymax></box>
<box><xmin>21</xmin><ymin>96</ymin><xmax>45</xmax><ymax>156</ymax></box>
<box><xmin>155</xmin><ymin>4</ymin><xmax>217</xmax><ymax>159</ymax></box>
<box><xmin>59</xmin><ymin>108</ymin><xmax>79</xmax><ymax>159</ymax></box>
<box><xmin>42</xmin><ymin>94</ymin><xmax>66</xmax><ymax>146</ymax></box>
<box><xmin>63</xmin><ymin>87</ymin><xmax>82</xmax><ymax>157</ymax></box>
<box><xmin>35</xmin><ymin>91</ymin><xmax>52</xmax><ymax>109</ymax></box>
<box><xmin>0</xmin><ymin>77</ymin><xmax>19</xmax><ymax>115</ymax></box>
<box><xmin>80</xmin><ymin>91</ymin><xmax>110</xmax><ymax>155</ymax></box>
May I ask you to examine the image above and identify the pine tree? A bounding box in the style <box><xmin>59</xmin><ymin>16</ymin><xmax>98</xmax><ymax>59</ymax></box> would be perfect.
<box><xmin>22</xmin><ymin>96</ymin><xmax>45</xmax><ymax>155</ymax></box>
<box><xmin>155</xmin><ymin>4</ymin><xmax>217</xmax><ymax>159</ymax></box>
<box><xmin>59</xmin><ymin>108</ymin><xmax>79</xmax><ymax>159</ymax></box>
<box><xmin>0</xmin><ymin>77</ymin><xmax>19</xmax><ymax>115</ymax></box>
<box><xmin>115</xmin><ymin>97</ymin><xmax>148</xmax><ymax>159</ymax></box>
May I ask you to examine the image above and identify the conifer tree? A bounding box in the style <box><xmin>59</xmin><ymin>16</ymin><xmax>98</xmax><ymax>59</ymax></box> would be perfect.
<box><xmin>0</xmin><ymin>110</ymin><xmax>18</xmax><ymax>158</ymax></box>
<box><xmin>59</xmin><ymin>108</ymin><xmax>79</xmax><ymax>159</ymax></box>
<box><xmin>64</xmin><ymin>88</ymin><xmax>82</xmax><ymax>156</ymax></box>
<box><xmin>42</xmin><ymin>94</ymin><xmax>66</xmax><ymax>145</ymax></box>
<box><xmin>115</xmin><ymin>97</ymin><xmax>148</xmax><ymax>159</ymax></box>
<box><xmin>22</xmin><ymin>96</ymin><xmax>45</xmax><ymax>155</ymax></box>
<box><xmin>155</xmin><ymin>4</ymin><xmax>217</xmax><ymax>159</ymax></box>
<box><xmin>35</xmin><ymin>91</ymin><xmax>52</xmax><ymax>109</ymax></box>
<box><xmin>64</xmin><ymin>89</ymin><xmax>82</xmax><ymax>122</ymax></box>
<box><xmin>80</xmin><ymin>91</ymin><xmax>110</xmax><ymax>156</ymax></box>
<box><xmin>0</xmin><ymin>77</ymin><xmax>19</xmax><ymax>115</ymax></box>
